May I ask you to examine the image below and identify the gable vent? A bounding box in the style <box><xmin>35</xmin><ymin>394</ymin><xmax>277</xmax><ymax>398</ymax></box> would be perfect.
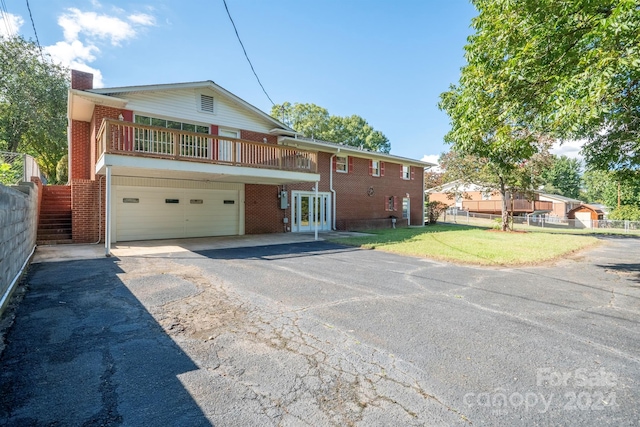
<box><xmin>200</xmin><ymin>94</ymin><xmax>214</xmax><ymax>113</ymax></box>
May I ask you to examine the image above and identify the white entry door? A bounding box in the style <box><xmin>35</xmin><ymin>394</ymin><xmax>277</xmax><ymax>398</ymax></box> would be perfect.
<box><xmin>291</xmin><ymin>191</ymin><xmax>331</xmax><ymax>232</ymax></box>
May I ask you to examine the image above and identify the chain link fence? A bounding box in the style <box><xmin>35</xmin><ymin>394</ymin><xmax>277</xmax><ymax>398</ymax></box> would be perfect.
<box><xmin>0</xmin><ymin>151</ymin><xmax>42</xmax><ymax>185</ymax></box>
<box><xmin>439</xmin><ymin>207</ymin><xmax>640</xmax><ymax>234</ymax></box>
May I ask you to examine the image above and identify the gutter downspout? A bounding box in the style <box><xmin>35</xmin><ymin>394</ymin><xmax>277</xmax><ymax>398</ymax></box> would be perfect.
<box><xmin>105</xmin><ymin>165</ymin><xmax>112</xmax><ymax>257</ymax></box>
<box><xmin>329</xmin><ymin>152</ymin><xmax>337</xmax><ymax>230</ymax></box>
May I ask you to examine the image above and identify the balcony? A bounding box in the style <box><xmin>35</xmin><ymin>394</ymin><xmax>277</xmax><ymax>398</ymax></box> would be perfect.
<box><xmin>462</xmin><ymin>199</ymin><xmax>553</xmax><ymax>214</ymax></box>
<box><xmin>96</xmin><ymin>119</ymin><xmax>318</xmax><ymax>174</ymax></box>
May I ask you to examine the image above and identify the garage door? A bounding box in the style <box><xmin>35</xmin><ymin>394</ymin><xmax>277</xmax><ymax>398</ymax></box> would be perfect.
<box><xmin>115</xmin><ymin>186</ymin><xmax>239</xmax><ymax>241</ymax></box>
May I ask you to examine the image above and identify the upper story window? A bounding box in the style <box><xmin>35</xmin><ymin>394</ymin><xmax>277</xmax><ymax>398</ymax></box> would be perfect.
<box><xmin>371</xmin><ymin>160</ymin><xmax>380</xmax><ymax>177</ymax></box>
<box><xmin>402</xmin><ymin>165</ymin><xmax>410</xmax><ymax>180</ymax></box>
<box><xmin>336</xmin><ymin>155</ymin><xmax>348</xmax><ymax>173</ymax></box>
<box><xmin>135</xmin><ymin>115</ymin><xmax>209</xmax><ymax>134</ymax></box>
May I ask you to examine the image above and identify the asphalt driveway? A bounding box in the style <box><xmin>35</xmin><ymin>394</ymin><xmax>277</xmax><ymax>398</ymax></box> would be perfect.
<box><xmin>1</xmin><ymin>235</ymin><xmax>639</xmax><ymax>426</ymax></box>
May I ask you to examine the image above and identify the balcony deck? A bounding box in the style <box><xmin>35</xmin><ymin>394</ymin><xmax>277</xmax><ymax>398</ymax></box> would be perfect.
<box><xmin>97</xmin><ymin>119</ymin><xmax>318</xmax><ymax>174</ymax></box>
<box><xmin>462</xmin><ymin>199</ymin><xmax>553</xmax><ymax>214</ymax></box>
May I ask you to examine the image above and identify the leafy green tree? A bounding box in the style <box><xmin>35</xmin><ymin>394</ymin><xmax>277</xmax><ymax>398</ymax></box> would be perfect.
<box><xmin>540</xmin><ymin>155</ymin><xmax>582</xmax><ymax>199</ymax></box>
<box><xmin>0</xmin><ymin>36</ymin><xmax>69</xmax><ymax>182</ymax></box>
<box><xmin>582</xmin><ymin>170</ymin><xmax>640</xmax><ymax>208</ymax></box>
<box><xmin>448</xmin><ymin>0</ymin><xmax>639</xmax><ymax>172</ymax></box>
<box><xmin>436</xmin><ymin>147</ymin><xmax>552</xmax><ymax>231</ymax></box>
<box><xmin>271</xmin><ymin>102</ymin><xmax>390</xmax><ymax>153</ymax></box>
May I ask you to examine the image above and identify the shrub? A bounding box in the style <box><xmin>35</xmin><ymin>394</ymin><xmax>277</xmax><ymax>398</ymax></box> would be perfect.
<box><xmin>427</xmin><ymin>201</ymin><xmax>448</xmax><ymax>224</ymax></box>
<box><xmin>608</xmin><ymin>205</ymin><xmax>640</xmax><ymax>221</ymax></box>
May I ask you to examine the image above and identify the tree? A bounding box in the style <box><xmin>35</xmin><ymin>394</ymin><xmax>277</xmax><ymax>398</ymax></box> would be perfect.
<box><xmin>0</xmin><ymin>36</ymin><xmax>69</xmax><ymax>182</ymax></box>
<box><xmin>435</xmin><ymin>147</ymin><xmax>552</xmax><ymax>231</ymax></box>
<box><xmin>439</xmin><ymin>65</ymin><xmax>552</xmax><ymax>230</ymax></box>
<box><xmin>451</xmin><ymin>0</ymin><xmax>639</xmax><ymax>172</ymax></box>
<box><xmin>540</xmin><ymin>155</ymin><xmax>582</xmax><ymax>199</ymax></box>
<box><xmin>270</xmin><ymin>102</ymin><xmax>391</xmax><ymax>153</ymax></box>
<box><xmin>582</xmin><ymin>169</ymin><xmax>640</xmax><ymax>208</ymax></box>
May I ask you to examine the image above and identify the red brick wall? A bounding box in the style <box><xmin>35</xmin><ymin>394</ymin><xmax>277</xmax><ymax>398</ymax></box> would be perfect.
<box><xmin>240</xmin><ymin>130</ymin><xmax>277</xmax><ymax>145</ymax></box>
<box><xmin>245</xmin><ymin>152</ymin><xmax>425</xmax><ymax>232</ymax></box>
<box><xmin>245</xmin><ymin>184</ymin><xmax>285</xmax><ymax>234</ymax></box>
<box><xmin>71</xmin><ymin>70</ymin><xmax>93</xmax><ymax>90</ymax></box>
<box><xmin>70</xmin><ymin>120</ymin><xmax>91</xmax><ymax>180</ymax></box>
<box><xmin>71</xmin><ymin>178</ymin><xmax>103</xmax><ymax>243</ymax></box>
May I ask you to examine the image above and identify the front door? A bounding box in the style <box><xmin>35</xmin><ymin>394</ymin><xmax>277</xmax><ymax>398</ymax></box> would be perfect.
<box><xmin>291</xmin><ymin>191</ymin><xmax>331</xmax><ymax>232</ymax></box>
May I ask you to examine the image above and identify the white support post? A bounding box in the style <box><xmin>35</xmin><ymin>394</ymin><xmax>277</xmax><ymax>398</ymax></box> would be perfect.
<box><xmin>105</xmin><ymin>165</ymin><xmax>112</xmax><ymax>257</ymax></box>
<box><xmin>314</xmin><ymin>182</ymin><xmax>319</xmax><ymax>241</ymax></box>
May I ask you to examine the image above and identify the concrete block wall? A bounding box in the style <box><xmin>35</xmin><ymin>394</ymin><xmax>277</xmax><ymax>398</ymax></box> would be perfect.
<box><xmin>0</xmin><ymin>182</ymin><xmax>39</xmax><ymax>314</ymax></box>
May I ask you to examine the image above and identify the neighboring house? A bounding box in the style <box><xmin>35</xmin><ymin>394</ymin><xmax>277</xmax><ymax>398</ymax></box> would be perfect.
<box><xmin>426</xmin><ymin>180</ymin><xmax>580</xmax><ymax>217</ymax></box>
<box><xmin>65</xmin><ymin>70</ymin><xmax>431</xmax><ymax>249</ymax></box>
<box><xmin>536</xmin><ymin>193</ymin><xmax>583</xmax><ymax>218</ymax></box>
<box><xmin>567</xmin><ymin>204</ymin><xmax>605</xmax><ymax>228</ymax></box>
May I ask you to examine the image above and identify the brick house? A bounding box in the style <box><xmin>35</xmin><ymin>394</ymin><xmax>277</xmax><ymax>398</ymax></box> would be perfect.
<box><xmin>65</xmin><ymin>70</ymin><xmax>431</xmax><ymax>252</ymax></box>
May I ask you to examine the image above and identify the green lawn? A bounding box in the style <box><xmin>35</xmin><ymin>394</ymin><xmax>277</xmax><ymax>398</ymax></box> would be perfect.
<box><xmin>329</xmin><ymin>224</ymin><xmax>600</xmax><ymax>266</ymax></box>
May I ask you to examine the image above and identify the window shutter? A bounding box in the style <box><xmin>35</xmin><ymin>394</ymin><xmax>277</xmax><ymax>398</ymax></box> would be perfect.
<box><xmin>332</xmin><ymin>156</ymin><xmax>337</xmax><ymax>171</ymax></box>
<box><xmin>411</xmin><ymin>167</ymin><xmax>415</xmax><ymax>180</ymax></box>
<box><xmin>121</xmin><ymin>110</ymin><xmax>134</xmax><ymax>150</ymax></box>
<box><xmin>369</xmin><ymin>160</ymin><xmax>373</xmax><ymax>176</ymax></box>
<box><xmin>121</xmin><ymin>110</ymin><xmax>133</xmax><ymax>122</ymax></box>
<box><xmin>381</xmin><ymin>162</ymin><xmax>385</xmax><ymax>176</ymax></box>
<box><xmin>401</xmin><ymin>166</ymin><xmax>404</xmax><ymax>178</ymax></box>
<box><xmin>348</xmin><ymin>156</ymin><xmax>353</xmax><ymax>174</ymax></box>
<box><xmin>393</xmin><ymin>196</ymin><xmax>398</xmax><ymax>211</ymax></box>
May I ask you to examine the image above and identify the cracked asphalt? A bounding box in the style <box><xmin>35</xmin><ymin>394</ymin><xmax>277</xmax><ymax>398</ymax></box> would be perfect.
<box><xmin>0</xmin><ymin>235</ymin><xmax>639</xmax><ymax>426</ymax></box>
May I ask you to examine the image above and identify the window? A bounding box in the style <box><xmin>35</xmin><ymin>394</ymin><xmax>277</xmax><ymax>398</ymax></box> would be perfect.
<box><xmin>199</xmin><ymin>94</ymin><xmax>214</xmax><ymax>113</ymax></box>
<box><xmin>336</xmin><ymin>155</ymin><xmax>348</xmax><ymax>173</ymax></box>
<box><xmin>134</xmin><ymin>115</ymin><xmax>209</xmax><ymax>134</ymax></box>
<box><xmin>386</xmin><ymin>196</ymin><xmax>398</xmax><ymax>212</ymax></box>
<box><xmin>370</xmin><ymin>160</ymin><xmax>380</xmax><ymax>177</ymax></box>
<box><xmin>402</xmin><ymin>165</ymin><xmax>410</xmax><ymax>180</ymax></box>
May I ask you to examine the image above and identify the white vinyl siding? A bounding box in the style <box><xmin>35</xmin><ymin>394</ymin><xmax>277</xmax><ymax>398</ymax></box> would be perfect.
<box><xmin>114</xmin><ymin>88</ymin><xmax>273</xmax><ymax>134</ymax></box>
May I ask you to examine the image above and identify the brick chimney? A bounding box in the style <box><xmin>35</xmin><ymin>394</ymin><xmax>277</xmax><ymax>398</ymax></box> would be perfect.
<box><xmin>71</xmin><ymin>70</ymin><xmax>93</xmax><ymax>90</ymax></box>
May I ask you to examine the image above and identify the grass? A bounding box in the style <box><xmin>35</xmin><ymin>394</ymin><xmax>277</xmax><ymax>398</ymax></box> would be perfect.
<box><xmin>328</xmin><ymin>224</ymin><xmax>601</xmax><ymax>266</ymax></box>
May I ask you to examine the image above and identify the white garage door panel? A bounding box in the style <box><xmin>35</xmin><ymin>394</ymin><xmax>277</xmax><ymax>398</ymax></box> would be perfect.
<box><xmin>115</xmin><ymin>186</ymin><xmax>239</xmax><ymax>241</ymax></box>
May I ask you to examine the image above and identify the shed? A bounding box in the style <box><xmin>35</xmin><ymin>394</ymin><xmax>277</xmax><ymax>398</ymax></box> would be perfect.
<box><xmin>567</xmin><ymin>204</ymin><xmax>605</xmax><ymax>229</ymax></box>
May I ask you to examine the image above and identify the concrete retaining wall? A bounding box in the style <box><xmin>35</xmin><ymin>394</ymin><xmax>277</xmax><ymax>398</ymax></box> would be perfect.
<box><xmin>0</xmin><ymin>182</ymin><xmax>39</xmax><ymax>315</ymax></box>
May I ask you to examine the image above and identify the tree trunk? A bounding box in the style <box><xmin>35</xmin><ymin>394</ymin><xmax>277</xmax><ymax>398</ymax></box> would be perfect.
<box><xmin>499</xmin><ymin>179</ymin><xmax>509</xmax><ymax>231</ymax></box>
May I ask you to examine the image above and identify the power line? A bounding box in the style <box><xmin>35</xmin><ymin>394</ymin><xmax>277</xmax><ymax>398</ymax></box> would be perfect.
<box><xmin>24</xmin><ymin>0</ymin><xmax>44</xmax><ymax>60</ymax></box>
<box><xmin>0</xmin><ymin>1</ymin><xmax>15</xmax><ymax>36</ymax></box>
<box><xmin>221</xmin><ymin>0</ymin><xmax>275</xmax><ymax>106</ymax></box>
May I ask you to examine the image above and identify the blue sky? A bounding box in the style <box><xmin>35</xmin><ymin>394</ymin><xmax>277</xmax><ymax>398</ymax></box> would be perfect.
<box><xmin>2</xmin><ymin>1</ymin><xmax>581</xmax><ymax>162</ymax></box>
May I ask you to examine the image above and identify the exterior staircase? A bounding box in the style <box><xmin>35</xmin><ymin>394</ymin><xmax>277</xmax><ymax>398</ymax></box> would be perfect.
<box><xmin>37</xmin><ymin>186</ymin><xmax>72</xmax><ymax>244</ymax></box>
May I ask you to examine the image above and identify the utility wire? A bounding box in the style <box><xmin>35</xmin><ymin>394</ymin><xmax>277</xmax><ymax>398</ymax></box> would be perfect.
<box><xmin>25</xmin><ymin>0</ymin><xmax>44</xmax><ymax>61</ymax></box>
<box><xmin>221</xmin><ymin>0</ymin><xmax>275</xmax><ymax>106</ymax></box>
<box><xmin>0</xmin><ymin>1</ymin><xmax>15</xmax><ymax>37</ymax></box>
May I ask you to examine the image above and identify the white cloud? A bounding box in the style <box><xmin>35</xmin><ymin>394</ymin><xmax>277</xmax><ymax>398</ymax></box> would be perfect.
<box><xmin>41</xmin><ymin>5</ymin><xmax>156</xmax><ymax>88</ymax></box>
<box><xmin>128</xmin><ymin>13</ymin><xmax>155</xmax><ymax>26</ymax></box>
<box><xmin>0</xmin><ymin>11</ymin><xmax>24</xmax><ymax>37</ymax></box>
<box><xmin>58</xmin><ymin>8</ymin><xmax>138</xmax><ymax>46</ymax></box>
<box><xmin>551</xmin><ymin>139</ymin><xmax>585</xmax><ymax>161</ymax></box>
<box><xmin>44</xmin><ymin>40</ymin><xmax>104</xmax><ymax>87</ymax></box>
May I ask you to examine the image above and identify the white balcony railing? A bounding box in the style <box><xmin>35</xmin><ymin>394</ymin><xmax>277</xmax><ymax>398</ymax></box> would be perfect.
<box><xmin>97</xmin><ymin>119</ymin><xmax>318</xmax><ymax>173</ymax></box>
